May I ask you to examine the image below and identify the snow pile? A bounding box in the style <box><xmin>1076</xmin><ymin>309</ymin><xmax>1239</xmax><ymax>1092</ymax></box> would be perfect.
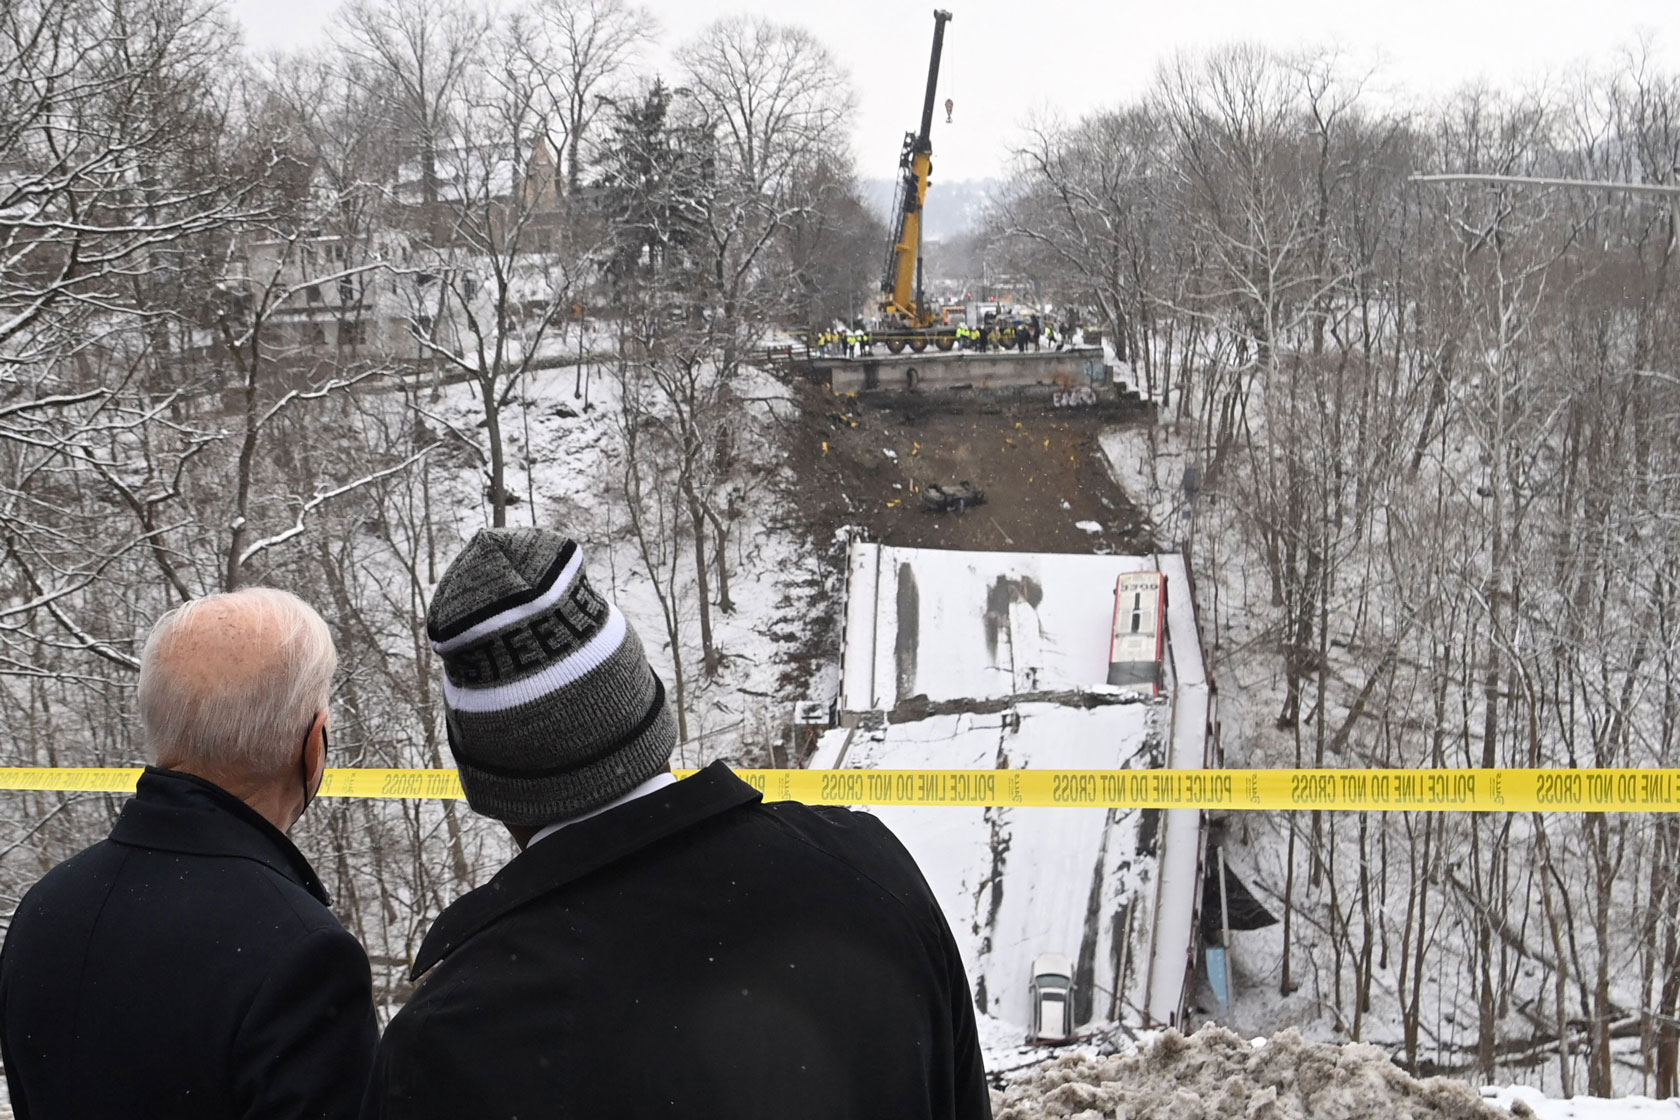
<box><xmin>989</xmin><ymin>1026</ymin><xmax>1502</xmax><ymax>1120</ymax></box>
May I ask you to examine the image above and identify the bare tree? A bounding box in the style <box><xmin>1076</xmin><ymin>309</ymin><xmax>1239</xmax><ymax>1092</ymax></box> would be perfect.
<box><xmin>511</xmin><ymin>0</ymin><xmax>655</xmax><ymax>193</ymax></box>
<box><xmin>388</xmin><ymin>14</ymin><xmax>591</xmax><ymax>528</ymax></box>
<box><xmin>677</xmin><ymin>15</ymin><xmax>853</xmax><ymax>329</ymax></box>
<box><xmin>991</xmin><ymin>108</ymin><xmax>1170</xmax><ymax>389</ymax></box>
<box><xmin>339</xmin><ymin>0</ymin><xmax>488</xmax><ymax>240</ymax></box>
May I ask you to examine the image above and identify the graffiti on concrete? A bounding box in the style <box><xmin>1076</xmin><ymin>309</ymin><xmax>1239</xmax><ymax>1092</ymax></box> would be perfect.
<box><xmin>1051</xmin><ymin>385</ymin><xmax>1098</xmax><ymax>409</ymax></box>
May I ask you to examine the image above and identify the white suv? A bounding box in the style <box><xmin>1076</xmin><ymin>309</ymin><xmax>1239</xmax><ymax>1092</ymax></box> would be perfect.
<box><xmin>1029</xmin><ymin>953</ymin><xmax>1075</xmax><ymax>1043</ymax></box>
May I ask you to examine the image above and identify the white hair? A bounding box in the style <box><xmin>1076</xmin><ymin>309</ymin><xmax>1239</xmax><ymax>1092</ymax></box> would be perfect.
<box><xmin>137</xmin><ymin>587</ymin><xmax>337</xmax><ymax>774</ymax></box>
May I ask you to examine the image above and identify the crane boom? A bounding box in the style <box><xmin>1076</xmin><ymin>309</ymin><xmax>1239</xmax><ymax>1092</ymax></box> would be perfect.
<box><xmin>880</xmin><ymin>9</ymin><xmax>952</xmax><ymax>330</ymax></box>
<box><xmin>915</xmin><ymin>10</ymin><xmax>949</xmax><ymax>152</ymax></box>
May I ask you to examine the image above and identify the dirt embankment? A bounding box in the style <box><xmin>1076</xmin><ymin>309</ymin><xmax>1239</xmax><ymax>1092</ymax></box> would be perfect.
<box><xmin>781</xmin><ymin>381</ymin><xmax>1157</xmax><ymax>556</ymax></box>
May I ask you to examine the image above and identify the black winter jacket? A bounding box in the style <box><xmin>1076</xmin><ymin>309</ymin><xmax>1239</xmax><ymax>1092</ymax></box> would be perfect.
<box><xmin>363</xmin><ymin>762</ymin><xmax>992</xmax><ymax>1119</ymax></box>
<box><xmin>0</xmin><ymin>767</ymin><xmax>378</xmax><ymax>1120</ymax></box>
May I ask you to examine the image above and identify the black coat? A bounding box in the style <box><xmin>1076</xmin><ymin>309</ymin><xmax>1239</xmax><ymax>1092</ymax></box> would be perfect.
<box><xmin>0</xmin><ymin>768</ymin><xmax>378</xmax><ymax>1120</ymax></box>
<box><xmin>363</xmin><ymin>762</ymin><xmax>992</xmax><ymax>1120</ymax></box>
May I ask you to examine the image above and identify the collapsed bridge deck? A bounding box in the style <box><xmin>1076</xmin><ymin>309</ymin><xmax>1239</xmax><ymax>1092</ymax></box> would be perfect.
<box><xmin>812</xmin><ymin>347</ymin><xmax>1120</xmax><ymax>396</ymax></box>
<box><xmin>814</xmin><ymin>543</ymin><xmax>1211</xmax><ymax>1040</ymax></box>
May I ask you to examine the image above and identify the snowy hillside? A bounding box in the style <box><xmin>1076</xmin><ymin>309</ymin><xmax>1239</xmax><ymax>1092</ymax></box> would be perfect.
<box><xmin>418</xmin><ymin>349</ymin><xmax>833</xmax><ymax>766</ymax></box>
<box><xmin>1098</xmin><ymin>395</ymin><xmax>1679</xmax><ymax>1099</ymax></box>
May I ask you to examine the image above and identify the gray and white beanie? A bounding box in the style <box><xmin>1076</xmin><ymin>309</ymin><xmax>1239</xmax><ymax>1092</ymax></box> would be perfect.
<box><xmin>426</xmin><ymin>527</ymin><xmax>676</xmax><ymax>826</ymax></box>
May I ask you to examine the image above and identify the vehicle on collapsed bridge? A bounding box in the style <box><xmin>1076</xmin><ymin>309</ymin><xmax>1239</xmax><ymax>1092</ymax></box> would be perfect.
<box><xmin>1028</xmin><ymin>952</ymin><xmax>1076</xmax><ymax>1044</ymax></box>
<box><xmin>1108</xmin><ymin>570</ymin><xmax>1167</xmax><ymax>697</ymax></box>
<box><xmin>920</xmin><ymin>480</ymin><xmax>985</xmax><ymax>514</ymax></box>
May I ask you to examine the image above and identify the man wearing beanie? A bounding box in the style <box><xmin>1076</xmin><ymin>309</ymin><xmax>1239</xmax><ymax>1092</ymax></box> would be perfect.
<box><xmin>362</xmin><ymin>527</ymin><xmax>992</xmax><ymax>1120</ymax></box>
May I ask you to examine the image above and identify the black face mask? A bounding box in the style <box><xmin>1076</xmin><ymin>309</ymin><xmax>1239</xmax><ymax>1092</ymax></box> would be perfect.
<box><xmin>299</xmin><ymin>721</ymin><xmax>328</xmax><ymax>820</ymax></box>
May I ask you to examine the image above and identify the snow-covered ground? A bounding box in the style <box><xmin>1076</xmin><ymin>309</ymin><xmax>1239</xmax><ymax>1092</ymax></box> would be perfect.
<box><xmin>420</xmin><ymin>347</ymin><xmax>832</xmax><ymax>765</ymax></box>
<box><xmin>1489</xmin><ymin>1088</ymin><xmax>1680</xmax><ymax>1120</ymax></box>
<box><xmin>1094</xmin><ymin>420</ymin><xmax>1680</xmax><ymax>1108</ymax></box>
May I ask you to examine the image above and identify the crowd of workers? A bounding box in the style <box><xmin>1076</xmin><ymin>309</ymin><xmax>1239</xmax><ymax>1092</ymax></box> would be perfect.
<box><xmin>812</xmin><ymin>309</ymin><xmax>1079</xmax><ymax>358</ymax></box>
<box><xmin>815</xmin><ymin>322</ymin><xmax>877</xmax><ymax>357</ymax></box>
<box><xmin>956</xmin><ymin>312</ymin><xmax>1073</xmax><ymax>353</ymax></box>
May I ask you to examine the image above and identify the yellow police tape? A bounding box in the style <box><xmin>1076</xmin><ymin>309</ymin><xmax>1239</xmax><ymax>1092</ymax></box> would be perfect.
<box><xmin>1</xmin><ymin>767</ymin><xmax>1679</xmax><ymax>812</ymax></box>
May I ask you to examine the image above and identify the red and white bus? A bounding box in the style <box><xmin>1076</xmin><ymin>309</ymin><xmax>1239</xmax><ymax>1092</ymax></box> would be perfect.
<box><xmin>1108</xmin><ymin>571</ymin><xmax>1168</xmax><ymax>696</ymax></box>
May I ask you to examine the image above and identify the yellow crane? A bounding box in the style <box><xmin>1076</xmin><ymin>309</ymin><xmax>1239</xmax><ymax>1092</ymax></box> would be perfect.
<box><xmin>877</xmin><ymin>9</ymin><xmax>956</xmax><ymax>354</ymax></box>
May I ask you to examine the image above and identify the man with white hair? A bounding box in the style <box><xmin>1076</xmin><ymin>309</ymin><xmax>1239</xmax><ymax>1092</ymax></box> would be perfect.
<box><xmin>0</xmin><ymin>588</ymin><xmax>378</xmax><ymax>1120</ymax></box>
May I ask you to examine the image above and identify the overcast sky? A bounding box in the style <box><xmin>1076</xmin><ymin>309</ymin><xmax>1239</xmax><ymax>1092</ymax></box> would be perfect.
<box><xmin>232</xmin><ymin>0</ymin><xmax>1679</xmax><ymax>184</ymax></box>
